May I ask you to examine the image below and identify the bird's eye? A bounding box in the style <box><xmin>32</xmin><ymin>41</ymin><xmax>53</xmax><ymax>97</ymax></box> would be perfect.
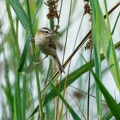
<box><xmin>45</xmin><ymin>31</ymin><xmax>48</xmax><ymax>33</ymax></box>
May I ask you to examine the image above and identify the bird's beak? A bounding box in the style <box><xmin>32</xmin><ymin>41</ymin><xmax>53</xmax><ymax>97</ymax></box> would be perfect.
<box><xmin>51</xmin><ymin>33</ymin><xmax>56</xmax><ymax>37</ymax></box>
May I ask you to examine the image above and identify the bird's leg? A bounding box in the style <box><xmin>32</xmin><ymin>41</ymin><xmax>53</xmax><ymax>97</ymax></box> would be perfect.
<box><xmin>31</xmin><ymin>38</ymin><xmax>35</xmax><ymax>42</ymax></box>
<box><xmin>33</xmin><ymin>55</ymin><xmax>48</xmax><ymax>67</ymax></box>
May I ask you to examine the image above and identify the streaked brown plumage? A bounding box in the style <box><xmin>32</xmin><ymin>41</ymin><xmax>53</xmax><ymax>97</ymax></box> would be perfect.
<box><xmin>34</xmin><ymin>27</ymin><xmax>65</xmax><ymax>74</ymax></box>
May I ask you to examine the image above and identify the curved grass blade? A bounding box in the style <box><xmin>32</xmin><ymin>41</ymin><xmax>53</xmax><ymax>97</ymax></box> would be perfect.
<box><xmin>8</xmin><ymin>0</ymin><xmax>30</xmax><ymax>31</ymax></box>
<box><xmin>17</xmin><ymin>34</ymin><xmax>30</xmax><ymax>72</ymax></box>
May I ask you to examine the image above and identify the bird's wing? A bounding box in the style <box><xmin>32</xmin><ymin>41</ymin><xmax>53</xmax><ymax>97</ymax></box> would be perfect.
<box><xmin>48</xmin><ymin>38</ymin><xmax>56</xmax><ymax>50</ymax></box>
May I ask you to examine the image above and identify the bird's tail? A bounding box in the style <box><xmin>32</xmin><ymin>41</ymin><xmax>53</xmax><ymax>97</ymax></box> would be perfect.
<box><xmin>52</xmin><ymin>55</ymin><xmax>65</xmax><ymax>74</ymax></box>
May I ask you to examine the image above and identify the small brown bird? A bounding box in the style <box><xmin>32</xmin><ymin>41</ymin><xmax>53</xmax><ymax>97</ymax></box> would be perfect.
<box><xmin>34</xmin><ymin>27</ymin><xmax>65</xmax><ymax>74</ymax></box>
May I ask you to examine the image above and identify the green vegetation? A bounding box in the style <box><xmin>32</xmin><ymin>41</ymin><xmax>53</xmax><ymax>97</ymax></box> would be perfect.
<box><xmin>0</xmin><ymin>0</ymin><xmax>120</xmax><ymax>120</ymax></box>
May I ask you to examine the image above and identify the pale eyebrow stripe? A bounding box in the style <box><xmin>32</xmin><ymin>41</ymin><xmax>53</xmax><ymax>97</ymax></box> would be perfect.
<box><xmin>41</xmin><ymin>27</ymin><xmax>54</xmax><ymax>34</ymax></box>
<box><xmin>42</xmin><ymin>27</ymin><xmax>51</xmax><ymax>32</ymax></box>
<box><xmin>42</xmin><ymin>27</ymin><xmax>50</xmax><ymax>30</ymax></box>
<box><xmin>41</xmin><ymin>28</ymin><xmax>50</xmax><ymax>33</ymax></box>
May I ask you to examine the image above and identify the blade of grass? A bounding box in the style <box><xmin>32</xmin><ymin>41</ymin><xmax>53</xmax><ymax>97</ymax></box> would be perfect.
<box><xmin>3</xmin><ymin>53</ymin><xmax>14</xmax><ymax>118</ymax></box>
<box><xmin>17</xmin><ymin>34</ymin><xmax>30</xmax><ymax>72</ymax></box>
<box><xmin>90</xmin><ymin>0</ymin><xmax>102</xmax><ymax>119</ymax></box>
<box><xmin>22</xmin><ymin>74</ymin><xmax>26</xmax><ymax>120</ymax></box>
<box><xmin>111</xmin><ymin>11</ymin><xmax>120</xmax><ymax>35</ymax></box>
<box><xmin>6</xmin><ymin>0</ymin><xmax>20</xmax><ymax>57</ymax></box>
<box><xmin>14</xmin><ymin>75</ymin><xmax>22</xmax><ymax>120</ymax></box>
<box><xmin>8</xmin><ymin>0</ymin><xmax>30</xmax><ymax>31</ymax></box>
